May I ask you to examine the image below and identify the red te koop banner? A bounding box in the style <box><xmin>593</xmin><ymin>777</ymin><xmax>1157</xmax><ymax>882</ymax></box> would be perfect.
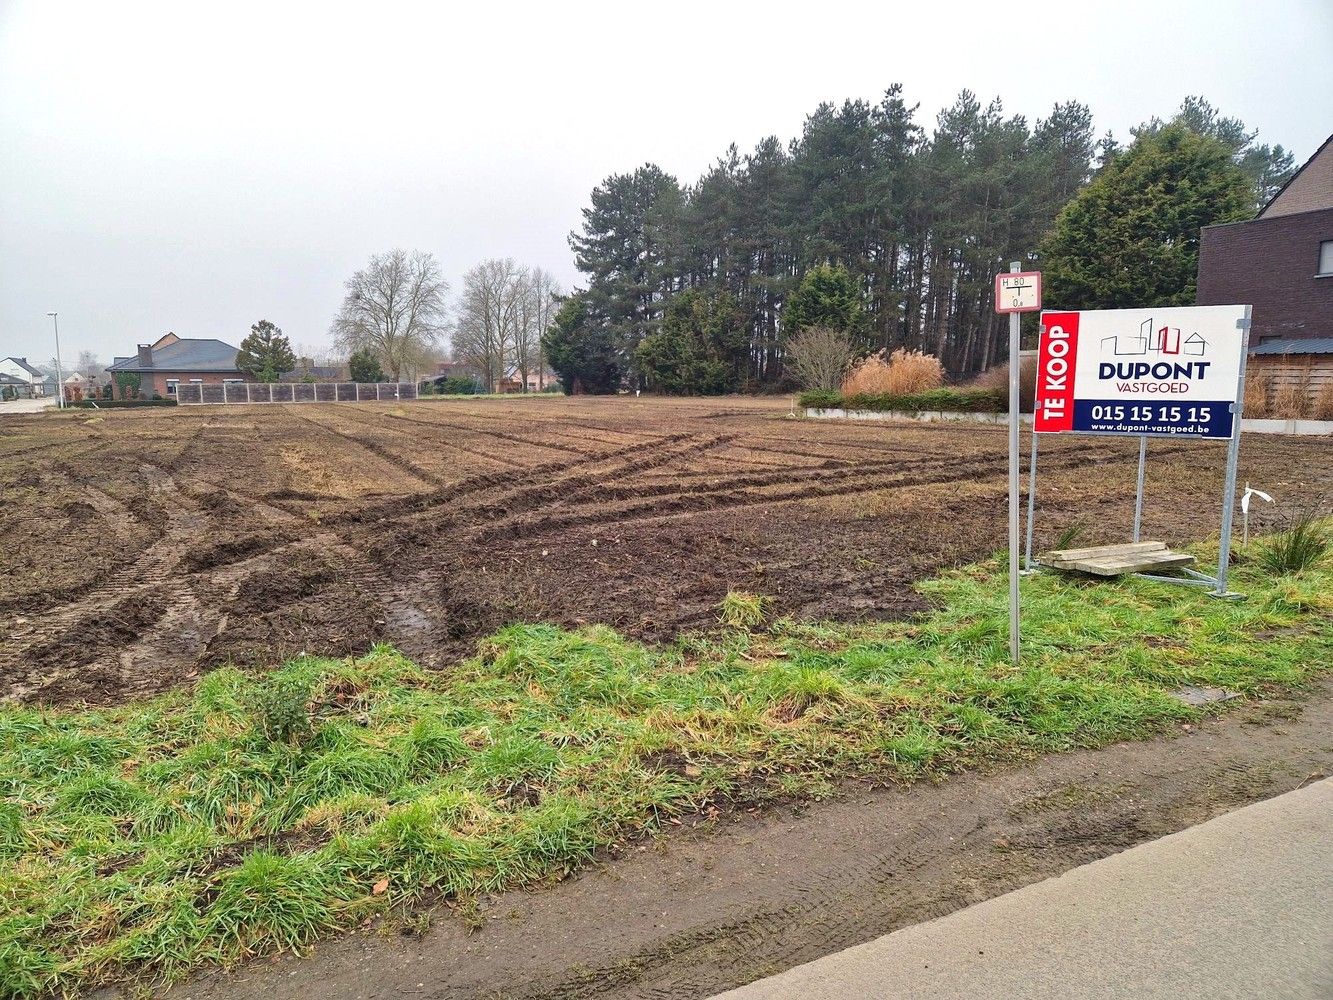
<box><xmin>1034</xmin><ymin>312</ymin><xmax>1079</xmax><ymax>432</ymax></box>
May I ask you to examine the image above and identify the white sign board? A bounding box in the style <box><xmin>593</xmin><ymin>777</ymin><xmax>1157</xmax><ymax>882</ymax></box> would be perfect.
<box><xmin>995</xmin><ymin>271</ymin><xmax>1042</xmax><ymax>313</ymax></box>
<box><xmin>1034</xmin><ymin>305</ymin><xmax>1247</xmax><ymax>439</ymax></box>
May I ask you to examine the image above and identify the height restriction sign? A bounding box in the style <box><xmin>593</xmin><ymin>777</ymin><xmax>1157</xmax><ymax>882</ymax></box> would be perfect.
<box><xmin>1034</xmin><ymin>305</ymin><xmax>1248</xmax><ymax>439</ymax></box>
<box><xmin>995</xmin><ymin>271</ymin><xmax>1042</xmax><ymax>313</ymax></box>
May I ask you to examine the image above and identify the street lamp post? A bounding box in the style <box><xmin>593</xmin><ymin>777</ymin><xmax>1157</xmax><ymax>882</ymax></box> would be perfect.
<box><xmin>46</xmin><ymin>311</ymin><xmax>65</xmax><ymax>408</ymax></box>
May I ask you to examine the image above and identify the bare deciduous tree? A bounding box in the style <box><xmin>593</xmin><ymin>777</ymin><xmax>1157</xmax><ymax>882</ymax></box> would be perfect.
<box><xmin>515</xmin><ymin>266</ymin><xmax>561</xmax><ymax>392</ymax></box>
<box><xmin>453</xmin><ymin>259</ymin><xmax>523</xmax><ymax>392</ymax></box>
<box><xmin>330</xmin><ymin>249</ymin><xmax>448</xmax><ymax>381</ymax></box>
<box><xmin>452</xmin><ymin>260</ymin><xmax>565</xmax><ymax>393</ymax></box>
<box><xmin>784</xmin><ymin>326</ymin><xmax>855</xmax><ymax>392</ymax></box>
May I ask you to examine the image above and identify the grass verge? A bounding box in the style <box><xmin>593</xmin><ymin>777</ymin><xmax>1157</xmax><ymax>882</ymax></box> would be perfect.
<box><xmin>2</xmin><ymin>543</ymin><xmax>1330</xmax><ymax>996</ymax></box>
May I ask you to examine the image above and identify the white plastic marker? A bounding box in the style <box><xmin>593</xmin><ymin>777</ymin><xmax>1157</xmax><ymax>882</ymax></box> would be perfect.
<box><xmin>1240</xmin><ymin>483</ymin><xmax>1274</xmax><ymax>547</ymax></box>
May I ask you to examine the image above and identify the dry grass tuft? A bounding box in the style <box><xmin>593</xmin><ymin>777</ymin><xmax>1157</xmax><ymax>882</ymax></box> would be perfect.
<box><xmin>842</xmin><ymin>349</ymin><xmax>943</xmax><ymax>397</ymax></box>
<box><xmin>967</xmin><ymin>356</ymin><xmax>1038</xmax><ymax>413</ymax></box>
<box><xmin>1243</xmin><ymin>372</ymin><xmax>1274</xmax><ymax>418</ymax></box>
<box><xmin>1271</xmin><ymin>382</ymin><xmax>1310</xmax><ymax>420</ymax></box>
<box><xmin>1313</xmin><ymin>381</ymin><xmax>1333</xmax><ymax>421</ymax></box>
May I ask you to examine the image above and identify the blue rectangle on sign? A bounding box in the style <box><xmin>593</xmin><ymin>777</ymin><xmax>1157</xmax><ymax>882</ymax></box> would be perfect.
<box><xmin>1072</xmin><ymin>399</ymin><xmax>1236</xmax><ymax>438</ymax></box>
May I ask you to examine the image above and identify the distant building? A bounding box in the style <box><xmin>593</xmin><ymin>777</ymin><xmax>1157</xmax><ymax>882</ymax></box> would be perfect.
<box><xmin>0</xmin><ymin>372</ymin><xmax>31</xmax><ymax>399</ymax></box>
<box><xmin>1197</xmin><ymin>133</ymin><xmax>1333</xmax><ymax>348</ymax></box>
<box><xmin>0</xmin><ymin>357</ymin><xmax>47</xmax><ymax>396</ymax></box>
<box><xmin>106</xmin><ymin>332</ymin><xmax>244</xmax><ymax>399</ymax></box>
<box><xmin>496</xmin><ymin>365</ymin><xmax>560</xmax><ymax>393</ymax></box>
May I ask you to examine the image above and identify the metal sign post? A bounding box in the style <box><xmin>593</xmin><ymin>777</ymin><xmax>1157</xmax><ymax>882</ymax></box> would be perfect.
<box><xmin>995</xmin><ymin>264</ymin><xmax>1042</xmax><ymax>666</ymax></box>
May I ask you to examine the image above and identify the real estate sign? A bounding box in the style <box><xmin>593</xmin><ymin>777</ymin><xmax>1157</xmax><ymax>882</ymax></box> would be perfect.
<box><xmin>1034</xmin><ymin>305</ymin><xmax>1248</xmax><ymax>439</ymax></box>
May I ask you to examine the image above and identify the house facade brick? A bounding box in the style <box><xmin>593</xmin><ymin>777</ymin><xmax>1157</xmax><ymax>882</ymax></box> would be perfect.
<box><xmin>1196</xmin><ymin>206</ymin><xmax>1333</xmax><ymax>345</ymax></box>
<box><xmin>1196</xmin><ymin>134</ymin><xmax>1333</xmax><ymax>348</ymax></box>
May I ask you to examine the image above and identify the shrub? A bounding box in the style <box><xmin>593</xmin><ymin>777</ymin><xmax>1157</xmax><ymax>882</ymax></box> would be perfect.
<box><xmin>798</xmin><ymin>389</ymin><xmax>843</xmax><ymax>409</ymax></box>
<box><xmin>1257</xmin><ymin>510</ymin><xmax>1330</xmax><ymax>575</ymax></box>
<box><xmin>785</xmin><ymin>326</ymin><xmax>855</xmax><ymax>392</ymax></box>
<box><xmin>842</xmin><ymin>349</ymin><xmax>943</xmax><ymax>397</ymax></box>
<box><xmin>246</xmin><ymin>670</ymin><xmax>317</xmax><ymax>747</ymax></box>
<box><xmin>437</xmin><ymin>375</ymin><xmax>483</xmax><ymax>395</ymax></box>
<box><xmin>846</xmin><ymin>388</ymin><xmax>1006</xmax><ymax>413</ymax></box>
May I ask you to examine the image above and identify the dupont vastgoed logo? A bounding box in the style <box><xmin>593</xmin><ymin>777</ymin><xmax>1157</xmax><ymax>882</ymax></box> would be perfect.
<box><xmin>1101</xmin><ymin>318</ymin><xmax>1208</xmax><ymax>358</ymax></box>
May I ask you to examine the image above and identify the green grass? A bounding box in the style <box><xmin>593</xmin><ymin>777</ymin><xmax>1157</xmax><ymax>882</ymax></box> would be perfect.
<box><xmin>2</xmin><ymin>540</ymin><xmax>1330</xmax><ymax>997</ymax></box>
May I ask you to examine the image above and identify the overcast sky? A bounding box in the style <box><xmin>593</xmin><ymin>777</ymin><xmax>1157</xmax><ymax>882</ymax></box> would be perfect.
<box><xmin>2</xmin><ymin>0</ymin><xmax>1330</xmax><ymax>366</ymax></box>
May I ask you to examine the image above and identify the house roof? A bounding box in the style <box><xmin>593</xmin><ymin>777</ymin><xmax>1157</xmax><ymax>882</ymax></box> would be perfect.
<box><xmin>2</xmin><ymin>357</ymin><xmax>43</xmax><ymax>378</ymax></box>
<box><xmin>106</xmin><ymin>338</ymin><xmax>241</xmax><ymax>373</ymax></box>
<box><xmin>1257</xmin><ymin>133</ymin><xmax>1333</xmax><ymax>219</ymax></box>
<box><xmin>1251</xmin><ymin>336</ymin><xmax>1333</xmax><ymax>356</ymax></box>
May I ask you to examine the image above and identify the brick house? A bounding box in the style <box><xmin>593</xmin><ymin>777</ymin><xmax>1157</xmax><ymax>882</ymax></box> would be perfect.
<box><xmin>1196</xmin><ymin>134</ymin><xmax>1333</xmax><ymax>409</ymax></box>
<box><xmin>1197</xmin><ymin>133</ymin><xmax>1333</xmax><ymax>346</ymax></box>
<box><xmin>106</xmin><ymin>333</ymin><xmax>245</xmax><ymax>399</ymax></box>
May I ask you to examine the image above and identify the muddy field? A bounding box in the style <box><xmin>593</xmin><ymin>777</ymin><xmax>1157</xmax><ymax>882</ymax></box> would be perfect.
<box><xmin>2</xmin><ymin>396</ymin><xmax>1329</xmax><ymax>705</ymax></box>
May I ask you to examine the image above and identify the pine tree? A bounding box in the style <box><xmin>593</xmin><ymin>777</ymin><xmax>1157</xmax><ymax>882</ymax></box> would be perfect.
<box><xmin>783</xmin><ymin>264</ymin><xmax>867</xmax><ymax>340</ymax></box>
<box><xmin>348</xmin><ymin>348</ymin><xmax>385</xmax><ymax>383</ymax></box>
<box><xmin>541</xmin><ymin>292</ymin><xmax>622</xmax><ymax>394</ymax></box>
<box><xmin>236</xmin><ymin>320</ymin><xmax>296</xmax><ymax>382</ymax></box>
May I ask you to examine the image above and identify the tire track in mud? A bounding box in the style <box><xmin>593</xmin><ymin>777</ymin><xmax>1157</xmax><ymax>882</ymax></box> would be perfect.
<box><xmin>471</xmin><ymin>444</ymin><xmax>1139</xmax><ymax>544</ymax></box>
<box><xmin>367</xmin><ymin>407</ymin><xmax>591</xmax><ymax>455</ymax></box>
<box><xmin>0</xmin><ymin>465</ymin><xmax>213</xmax><ymax>702</ymax></box>
<box><xmin>323</xmin><ymin>429</ymin><xmax>711</xmax><ymax>529</ymax></box>
<box><xmin>285</xmin><ymin>409</ymin><xmax>449</xmax><ymax>488</ymax></box>
<box><xmin>329</xmin><ymin>407</ymin><xmax>536</xmax><ymax>471</ymax></box>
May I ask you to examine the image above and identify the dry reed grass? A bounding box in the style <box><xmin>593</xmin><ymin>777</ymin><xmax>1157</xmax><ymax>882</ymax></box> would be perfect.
<box><xmin>841</xmin><ymin>349</ymin><xmax>943</xmax><ymax>397</ymax></box>
<box><xmin>1243</xmin><ymin>372</ymin><xmax>1273</xmax><ymax>418</ymax></box>
<box><xmin>1313</xmin><ymin>381</ymin><xmax>1333</xmax><ymax>421</ymax></box>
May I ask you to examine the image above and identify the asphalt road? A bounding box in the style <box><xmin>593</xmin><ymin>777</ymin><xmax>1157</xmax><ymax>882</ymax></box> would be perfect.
<box><xmin>715</xmin><ymin>777</ymin><xmax>1333</xmax><ymax>1000</ymax></box>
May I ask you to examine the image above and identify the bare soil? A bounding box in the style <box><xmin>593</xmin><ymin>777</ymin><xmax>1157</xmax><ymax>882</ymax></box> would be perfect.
<box><xmin>2</xmin><ymin>396</ymin><xmax>1329</xmax><ymax>705</ymax></box>
<box><xmin>158</xmin><ymin>679</ymin><xmax>1333</xmax><ymax>1000</ymax></box>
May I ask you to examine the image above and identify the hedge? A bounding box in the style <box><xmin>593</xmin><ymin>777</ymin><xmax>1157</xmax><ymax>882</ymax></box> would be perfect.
<box><xmin>799</xmin><ymin>387</ymin><xmax>1006</xmax><ymax>413</ymax></box>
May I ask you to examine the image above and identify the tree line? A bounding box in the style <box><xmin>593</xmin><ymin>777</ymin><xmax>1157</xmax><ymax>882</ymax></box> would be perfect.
<box><xmin>543</xmin><ymin>90</ymin><xmax>1294</xmax><ymax>394</ymax></box>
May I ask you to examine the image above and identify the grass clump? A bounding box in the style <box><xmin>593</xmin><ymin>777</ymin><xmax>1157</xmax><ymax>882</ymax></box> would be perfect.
<box><xmin>1257</xmin><ymin>509</ymin><xmax>1330</xmax><ymax>575</ymax></box>
<box><xmin>1</xmin><ymin>529</ymin><xmax>1330</xmax><ymax>997</ymax></box>
<box><xmin>718</xmin><ymin>591</ymin><xmax>770</xmax><ymax>628</ymax></box>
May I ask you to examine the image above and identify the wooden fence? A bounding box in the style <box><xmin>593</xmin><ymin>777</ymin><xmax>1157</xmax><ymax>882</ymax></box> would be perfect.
<box><xmin>176</xmin><ymin>382</ymin><xmax>418</xmax><ymax>405</ymax></box>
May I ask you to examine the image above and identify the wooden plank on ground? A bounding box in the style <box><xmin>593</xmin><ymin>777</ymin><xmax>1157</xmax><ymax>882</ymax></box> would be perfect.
<box><xmin>1042</xmin><ymin>541</ymin><xmax>1168</xmax><ymax>563</ymax></box>
<box><xmin>1061</xmin><ymin>552</ymin><xmax>1196</xmax><ymax>576</ymax></box>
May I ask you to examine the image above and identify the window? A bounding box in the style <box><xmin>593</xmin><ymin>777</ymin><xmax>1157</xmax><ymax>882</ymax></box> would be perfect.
<box><xmin>165</xmin><ymin>379</ymin><xmax>179</xmax><ymax>396</ymax></box>
<box><xmin>1319</xmin><ymin>240</ymin><xmax>1333</xmax><ymax>277</ymax></box>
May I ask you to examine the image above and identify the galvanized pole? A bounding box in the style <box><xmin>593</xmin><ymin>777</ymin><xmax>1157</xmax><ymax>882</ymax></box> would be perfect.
<box><xmin>1007</xmin><ymin>261</ymin><xmax>1021</xmax><ymax>666</ymax></box>
<box><xmin>1023</xmin><ymin>426</ymin><xmax>1039</xmax><ymax>572</ymax></box>
<box><xmin>1132</xmin><ymin>436</ymin><xmax>1147</xmax><ymax>543</ymax></box>
<box><xmin>47</xmin><ymin>312</ymin><xmax>65</xmax><ymax>409</ymax></box>
<box><xmin>1214</xmin><ymin>307</ymin><xmax>1252</xmax><ymax>597</ymax></box>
